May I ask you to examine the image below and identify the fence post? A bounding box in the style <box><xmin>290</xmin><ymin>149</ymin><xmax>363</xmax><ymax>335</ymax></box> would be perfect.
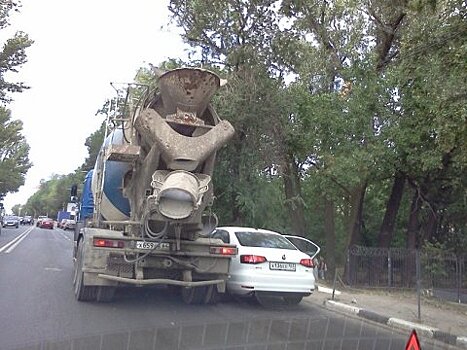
<box><xmin>457</xmin><ymin>255</ymin><xmax>461</xmax><ymax>304</ymax></box>
<box><xmin>388</xmin><ymin>249</ymin><xmax>392</xmax><ymax>288</ymax></box>
<box><xmin>346</xmin><ymin>248</ymin><xmax>351</xmax><ymax>286</ymax></box>
<box><xmin>416</xmin><ymin>249</ymin><xmax>421</xmax><ymax>321</ymax></box>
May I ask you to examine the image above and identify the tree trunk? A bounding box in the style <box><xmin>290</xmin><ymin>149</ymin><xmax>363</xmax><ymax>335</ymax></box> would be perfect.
<box><xmin>421</xmin><ymin>210</ymin><xmax>438</xmax><ymax>243</ymax></box>
<box><xmin>282</xmin><ymin>154</ymin><xmax>306</xmax><ymax>236</ymax></box>
<box><xmin>344</xmin><ymin>182</ymin><xmax>367</xmax><ymax>283</ymax></box>
<box><xmin>347</xmin><ymin>183</ymin><xmax>367</xmax><ymax>247</ymax></box>
<box><xmin>406</xmin><ymin>191</ymin><xmax>421</xmax><ymax>249</ymax></box>
<box><xmin>377</xmin><ymin>173</ymin><xmax>405</xmax><ymax>248</ymax></box>
<box><xmin>324</xmin><ymin>197</ymin><xmax>336</xmax><ymax>281</ymax></box>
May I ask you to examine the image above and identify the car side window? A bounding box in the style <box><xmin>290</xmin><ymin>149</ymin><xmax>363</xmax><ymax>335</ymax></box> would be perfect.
<box><xmin>212</xmin><ymin>229</ymin><xmax>230</xmax><ymax>244</ymax></box>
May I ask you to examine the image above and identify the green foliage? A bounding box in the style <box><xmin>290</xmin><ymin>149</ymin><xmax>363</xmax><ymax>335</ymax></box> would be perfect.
<box><xmin>22</xmin><ymin>172</ymin><xmax>85</xmax><ymax>218</ymax></box>
<box><xmin>421</xmin><ymin>240</ymin><xmax>450</xmax><ymax>286</ymax></box>
<box><xmin>0</xmin><ymin>0</ymin><xmax>33</xmax><ymax>103</ymax></box>
<box><xmin>79</xmin><ymin>122</ymin><xmax>105</xmax><ymax>172</ymax></box>
<box><xmin>0</xmin><ymin>106</ymin><xmax>31</xmax><ymax>195</ymax></box>
<box><xmin>11</xmin><ymin>203</ymin><xmax>20</xmax><ymax>215</ymax></box>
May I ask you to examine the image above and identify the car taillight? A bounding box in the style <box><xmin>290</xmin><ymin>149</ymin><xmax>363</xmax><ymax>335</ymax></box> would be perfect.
<box><xmin>240</xmin><ymin>255</ymin><xmax>267</xmax><ymax>264</ymax></box>
<box><xmin>210</xmin><ymin>246</ymin><xmax>237</xmax><ymax>255</ymax></box>
<box><xmin>93</xmin><ymin>238</ymin><xmax>125</xmax><ymax>248</ymax></box>
<box><xmin>300</xmin><ymin>258</ymin><xmax>313</xmax><ymax>267</ymax></box>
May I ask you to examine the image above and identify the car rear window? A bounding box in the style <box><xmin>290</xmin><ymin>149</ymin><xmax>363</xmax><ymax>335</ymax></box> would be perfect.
<box><xmin>286</xmin><ymin>236</ymin><xmax>318</xmax><ymax>257</ymax></box>
<box><xmin>235</xmin><ymin>231</ymin><xmax>297</xmax><ymax>250</ymax></box>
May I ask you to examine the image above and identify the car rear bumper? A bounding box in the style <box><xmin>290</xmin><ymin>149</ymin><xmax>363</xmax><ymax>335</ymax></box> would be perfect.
<box><xmin>227</xmin><ymin>271</ymin><xmax>315</xmax><ymax>296</ymax></box>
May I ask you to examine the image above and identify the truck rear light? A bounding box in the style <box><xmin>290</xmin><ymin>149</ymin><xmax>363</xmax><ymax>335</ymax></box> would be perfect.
<box><xmin>93</xmin><ymin>238</ymin><xmax>125</xmax><ymax>248</ymax></box>
<box><xmin>209</xmin><ymin>246</ymin><xmax>237</xmax><ymax>255</ymax></box>
<box><xmin>240</xmin><ymin>255</ymin><xmax>267</xmax><ymax>264</ymax></box>
<box><xmin>300</xmin><ymin>258</ymin><xmax>313</xmax><ymax>267</ymax></box>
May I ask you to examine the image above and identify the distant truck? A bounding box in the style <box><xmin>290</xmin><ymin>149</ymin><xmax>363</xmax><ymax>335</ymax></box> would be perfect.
<box><xmin>57</xmin><ymin>211</ymin><xmax>70</xmax><ymax>223</ymax></box>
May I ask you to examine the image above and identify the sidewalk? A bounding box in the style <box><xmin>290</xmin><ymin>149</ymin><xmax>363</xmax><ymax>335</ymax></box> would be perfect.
<box><xmin>312</xmin><ymin>283</ymin><xmax>467</xmax><ymax>348</ymax></box>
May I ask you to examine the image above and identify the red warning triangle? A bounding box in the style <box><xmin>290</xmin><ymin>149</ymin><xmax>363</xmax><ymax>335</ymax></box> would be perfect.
<box><xmin>405</xmin><ymin>330</ymin><xmax>421</xmax><ymax>350</ymax></box>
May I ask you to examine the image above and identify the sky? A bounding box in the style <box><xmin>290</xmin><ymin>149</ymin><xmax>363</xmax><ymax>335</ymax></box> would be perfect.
<box><xmin>3</xmin><ymin>0</ymin><xmax>188</xmax><ymax>212</ymax></box>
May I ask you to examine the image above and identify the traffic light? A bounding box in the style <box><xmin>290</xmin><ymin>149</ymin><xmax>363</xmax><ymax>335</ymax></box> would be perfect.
<box><xmin>70</xmin><ymin>184</ymin><xmax>78</xmax><ymax>202</ymax></box>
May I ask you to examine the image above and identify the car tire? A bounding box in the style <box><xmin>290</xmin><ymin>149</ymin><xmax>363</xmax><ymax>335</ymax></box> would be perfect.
<box><xmin>16</xmin><ymin>224</ymin><xmax>19</xmax><ymax>228</ymax></box>
<box><xmin>283</xmin><ymin>295</ymin><xmax>303</xmax><ymax>305</ymax></box>
<box><xmin>73</xmin><ymin>240</ymin><xmax>97</xmax><ymax>301</ymax></box>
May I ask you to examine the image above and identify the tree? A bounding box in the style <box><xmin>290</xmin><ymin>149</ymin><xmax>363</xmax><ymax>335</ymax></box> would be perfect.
<box><xmin>0</xmin><ymin>106</ymin><xmax>31</xmax><ymax>196</ymax></box>
<box><xmin>164</xmin><ymin>0</ymin><xmax>466</xmax><ymax>283</ymax></box>
<box><xmin>80</xmin><ymin>121</ymin><xmax>105</xmax><ymax>171</ymax></box>
<box><xmin>11</xmin><ymin>203</ymin><xmax>20</xmax><ymax>215</ymax></box>
<box><xmin>0</xmin><ymin>0</ymin><xmax>33</xmax><ymax>103</ymax></box>
<box><xmin>388</xmin><ymin>0</ymin><xmax>467</xmax><ymax>248</ymax></box>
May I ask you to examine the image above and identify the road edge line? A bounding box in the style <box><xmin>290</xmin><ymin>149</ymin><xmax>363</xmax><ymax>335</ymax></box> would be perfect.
<box><xmin>0</xmin><ymin>228</ymin><xmax>31</xmax><ymax>253</ymax></box>
<box><xmin>4</xmin><ymin>227</ymin><xmax>34</xmax><ymax>253</ymax></box>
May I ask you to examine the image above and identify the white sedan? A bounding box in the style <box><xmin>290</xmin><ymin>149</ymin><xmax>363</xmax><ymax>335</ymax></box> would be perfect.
<box><xmin>211</xmin><ymin>226</ymin><xmax>315</xmax><ymax>305</ymax></box>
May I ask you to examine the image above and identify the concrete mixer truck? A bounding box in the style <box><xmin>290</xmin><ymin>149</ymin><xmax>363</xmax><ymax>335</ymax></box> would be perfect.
<box><xmin>72</xmin><ymin>68</ymin><xmax>237</xmax><ymax>304</ymax></box>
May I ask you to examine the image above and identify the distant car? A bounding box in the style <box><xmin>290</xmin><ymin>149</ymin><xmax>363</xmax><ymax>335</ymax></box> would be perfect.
<box><xmin>36</xmin><ymin>216</ymin><xmax>47</xmax><ymax>227</ymax></box>
<box><xmin>3</xmin><ymin>216</ymin><xmax>20</xmax><ymax>228</ymax></box>
<box><xmin>38</xmin><ymin>218</ymin><xmax>54</xmax><ymax>229</ymax></box>
<box><xmin>211</xmin><ymin>227</ymin><xmax>315</xmax><ymax>305</ymax></box>
<box><xmin>283</xmin><ymin>235</ymin><xmax>320</xmax><ymax>260</ymax></box>
<box><xmin>62</xmin><ymin>219</ymin><xmax>76</xmax><ymax>230</ymax></box>
<box><xmin>22</xmin><ymin>216</ymin><xmax>33</xmax><ymax>225</ymax></box>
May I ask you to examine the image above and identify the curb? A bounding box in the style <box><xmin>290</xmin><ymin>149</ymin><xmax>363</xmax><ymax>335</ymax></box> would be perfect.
<box><xmin>325</xmin><ymin>299</ymin><xmax>467</xmax><ymax>349</ymax></box>
<box><xmin>316</xmin><ymin>285</ymin><xmax>341</xmax><ymax>296</ymax></box>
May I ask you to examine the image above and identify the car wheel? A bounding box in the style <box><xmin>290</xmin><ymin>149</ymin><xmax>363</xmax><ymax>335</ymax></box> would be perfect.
<box><xmin>283</xmin><ymin>295</ymin><xmax>303</xmax><ymax>305</ymax></box>
<box><xmin>181</xmin><ymin>286</ymin><xmax>207</xmax><ymax>305</ymax></box>
<box><xmin>16</xmin><ymin>224</ymin><xmax>19</xmax><ymax>228</ymax></box>
<box><xmin>73</xmin><ymin>240</ymin><xmax>97</xmax><ymax>301</ymax></box>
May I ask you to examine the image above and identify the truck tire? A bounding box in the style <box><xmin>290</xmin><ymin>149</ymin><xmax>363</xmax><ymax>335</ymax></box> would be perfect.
<box><xmin>96</xmin><ymin>287</ymin><xmax>115</xmax><ymax>302</ymax></box>
<box><xmin>181</xmin><ymin>286</ymin><xmax>207</xmax><ymax>305</ymax></box>
<box><xmin>73</xmin><ymin>240</ymin><xmax>97</xmax><ymax>301</ymax></box>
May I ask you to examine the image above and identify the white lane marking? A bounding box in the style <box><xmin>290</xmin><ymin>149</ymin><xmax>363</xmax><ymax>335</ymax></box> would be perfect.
<box><xmin>0</xmin><ymin>227</ymin><xmax>34</xmax><ymax>253</ymax></box>
<box><xmin>44</xmin><ymin>267</ymin><xmax>62</xmax><ymax>271</ymax></box>
<box><xmin>1</xmin><ymin>227</ymin><xmax>34</xmax><ymax>254</ymax></box>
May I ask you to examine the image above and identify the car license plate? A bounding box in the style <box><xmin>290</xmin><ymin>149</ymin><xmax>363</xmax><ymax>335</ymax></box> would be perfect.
<box><xmin>269</xmin><ymin>262</ymin><xmax>296</xmax><ymax>271</ymax></box>
<box><xmin>136</xmin><ymin>241</ymin><xmax>169</xmax><ymax>250</ymax></box>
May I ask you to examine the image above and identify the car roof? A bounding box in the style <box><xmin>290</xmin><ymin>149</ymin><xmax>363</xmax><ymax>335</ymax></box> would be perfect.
<box><xmin>216</xmin><ymin>226</ymin><xmax>284</xmax><ymax>235</ymax></box>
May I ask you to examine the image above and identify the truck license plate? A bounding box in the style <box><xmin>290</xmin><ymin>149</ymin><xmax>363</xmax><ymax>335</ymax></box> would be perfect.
<box><xmin>269</xmin><ymin>262</ymin><xmax>296</xmax><ymax>271</ymax></box>
<box><xmin>136</xmin><ymin>241</ymin><xmax>169</xmax><ymax>250</ymax></box>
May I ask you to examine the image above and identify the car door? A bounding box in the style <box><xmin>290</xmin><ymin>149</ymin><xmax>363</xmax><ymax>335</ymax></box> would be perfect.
<box><xmin>284</xmin><ymin>235</ymin><xmax>320</xmax><ymax>260</ymax></box>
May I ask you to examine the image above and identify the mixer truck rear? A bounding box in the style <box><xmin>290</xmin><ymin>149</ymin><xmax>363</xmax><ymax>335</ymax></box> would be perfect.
<box><xmin>73</xmin><ymin>68</ymin><xmax>236</xmax><ymax>304</ymax></box>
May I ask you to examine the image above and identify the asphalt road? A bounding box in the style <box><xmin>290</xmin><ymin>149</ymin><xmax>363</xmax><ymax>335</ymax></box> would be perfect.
<box><xmin>0</xmin><ymin>226</ymin><xmax>455</xmax><ymax>350</ymax></box>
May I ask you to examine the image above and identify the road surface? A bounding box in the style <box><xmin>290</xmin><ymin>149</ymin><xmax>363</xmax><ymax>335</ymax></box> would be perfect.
<box><xmin>0</xmin><ymin>226</ymin><xmax>454</xmax><ymax>349</ymax></box>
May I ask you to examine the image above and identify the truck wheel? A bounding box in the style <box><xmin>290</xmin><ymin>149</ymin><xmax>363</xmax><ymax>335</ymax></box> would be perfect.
<box><xmin>96</xmin><ymin>287</ymin><xmax>115</xmax><ymax>302</ymax></box>
<box><xmin>73</xmin><ymin>240</ymin><xmax>97</xmax><ymax>301</ymax></box>
<box><xmin>181</xmin><ymin>286</ymin><xmax>207</xmax><ymax>305</ymax></box>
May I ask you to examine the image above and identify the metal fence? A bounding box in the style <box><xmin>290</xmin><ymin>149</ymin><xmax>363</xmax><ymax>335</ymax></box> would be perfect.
<box><xmin>346</xmin><ymin>245</ymin><xmax>467</xmax><ymax>303</ymax></box>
